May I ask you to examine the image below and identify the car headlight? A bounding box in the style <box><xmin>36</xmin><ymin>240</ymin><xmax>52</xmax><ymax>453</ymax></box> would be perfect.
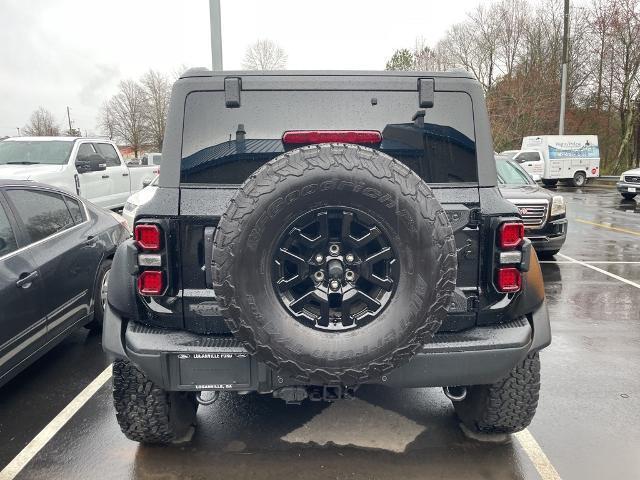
<box><xmin>550</xmin><ymin>195</ymin><xmax>565</xmax><ymax>216</ymax></box>
<box><xmin>620</xmin><ymin>174</ymin><xmax>625</xmax><ymax>181</ymax></box>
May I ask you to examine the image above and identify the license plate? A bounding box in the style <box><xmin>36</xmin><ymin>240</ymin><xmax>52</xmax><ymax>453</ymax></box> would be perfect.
<box><xmin>629</xmin><ymin>187</ymin><xmax>637</xmax><ymax>193</ymax></box>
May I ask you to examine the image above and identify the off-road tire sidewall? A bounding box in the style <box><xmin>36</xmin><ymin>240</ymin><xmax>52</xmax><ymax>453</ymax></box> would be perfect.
<box><xmin>453</xmin><ymin>352</ymin><xmax>541</xmax><ymax>434</ymax></box>
<box><xmin>213</xmin><ymin>144</ymin><xmax>457</xmax><ymax>384</ymax></box>
<box><xmin>112</xmin><ymin>360</ymin><xmax>198</xmax><ymax>444</ymax></box>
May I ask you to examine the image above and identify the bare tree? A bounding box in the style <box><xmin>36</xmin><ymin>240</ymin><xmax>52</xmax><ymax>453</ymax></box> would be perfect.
<box><xmin>141</xmin><ymin>70</ymin><xmax>171</xmax><ymax>151</ymax></box>
<box><xmin>23</xmin><ymin>107</ymin><xmax>60</xmax><ymax>136</ymax></box>
<box><xmin>611</xmin><ymin>0</ymin><xmax>640</xmax><ymax>169</ymax></box>
<box><xmin>98</xmin><ymin>101</ymin><xmax>116</xmax><ymax>140</ymax></box>
<box><xmin>242</xmin><ymin>39</ymin><xmax>288</xmax><ymax>70</ymax></box>
<box><xmin>107</xmin><ymin>80</ymin><xmax>149</xmax><ymax>158</ymax></box>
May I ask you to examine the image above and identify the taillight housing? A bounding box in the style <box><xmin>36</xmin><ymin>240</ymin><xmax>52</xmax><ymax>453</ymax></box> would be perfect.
<box><xmin>137</xmin><ymin>270</ymin><xmax>164</xmax><ymax>295</ymax></box>
<box><xmin>135</xmin><ymin>224</ymin><xmax>162</xmax><ymax>251</ymax></box>
<box><xmin>282</xmin><ymin>130</ymin><xmax>382</xmax><ymax>146</ymax></box>
<box><xmin>134</xmin><ymin>222</ymin><xmax>165</xmax><ymax>296</ymax></box>
<box><xmin>499</xmin><ymin>222</ymin><xmax>524</xmax><ymax>249</ymax></box>
<box><xmin>496</xmin><ymin>267</ymin><xmax>521</xmax><ymax>292</ymax></box>
<box><xmin>495</xmin><ymin>220</ymin><xmax>525</xmax><ymax>293</ymax></box>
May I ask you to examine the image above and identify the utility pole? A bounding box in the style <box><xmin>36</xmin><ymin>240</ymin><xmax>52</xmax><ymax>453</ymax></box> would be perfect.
<box><xmin>209</xmin><ymin>0</ymin><xmax>223</xmax><ymax>70</ymax></box>
<box><xmin>66</xmin><ymin>106</ymin><xmax>73</xmax><ymax>134</ymax></box>
<box><xmin>559</xmin><ymin>0</ymin><xmax>569</xmax><ymax>135</ymax></box>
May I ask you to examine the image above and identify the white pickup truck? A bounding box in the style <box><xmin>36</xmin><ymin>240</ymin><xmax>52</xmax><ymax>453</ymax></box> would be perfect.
<box><xmin>0</xmin><ymin>136</ymin><xmax>157</xmax><ymax>210</ymax></box>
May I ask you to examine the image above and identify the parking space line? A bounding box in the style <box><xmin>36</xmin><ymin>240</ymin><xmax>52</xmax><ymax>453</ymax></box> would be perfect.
<box><xmin>539</xmin><ymin>261</ymin><xmax>640</xmax><ymax>264</ymax></box>
<box><xmin>0</xmin><ymin>364</ymin><xmax>112</xmax><ymax>480</ymax></box>
<box><xmin>557</xmin><ymin>253</ymin><xmax>640</xmax><ymax>289</ymax></box>
<box><xmin>575</xmin><ymin>218</ymin><xmax>640</xmax><ymax>237</ymax></box>
<box><xmin>514</xmin><ymin>429</ymin><xmax>562</xmax><ymax>480</ymax></box>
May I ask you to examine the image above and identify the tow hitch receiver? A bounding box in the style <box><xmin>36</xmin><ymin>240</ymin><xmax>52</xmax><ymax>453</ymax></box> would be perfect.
<box><xmin>274</xmin><ymin>385</ymin><xmax>357</xmax><ymax>404</ymax></box>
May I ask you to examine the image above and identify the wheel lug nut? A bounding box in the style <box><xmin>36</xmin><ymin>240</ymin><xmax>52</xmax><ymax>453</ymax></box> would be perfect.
<box><xmin>329</xmin><ymin>279</ymin><xmax>340</xmax><ymax>291</ymax></box>
<box><xmin>329</xmin><ymin>244</ymin><xmax>340</xmax><ymax>256</ymax></box>
<box><xmin>345</xmin><ymin>253</ymin><xmax>355</xmax><ymax>263</ymax></box>
<box><xmin>315</xmin><ymin>253</ymin><xmax>324</xmax><ymax>263</ymax></box>
<box><xmin>314</xmin><ymin>271</ymin><xmax>325</xmax><ymax>282</ymax></box>
<box><xmin>345</xmin><ymin>270</ymin><xmax>355</xmax><ymax>281</ymax></box>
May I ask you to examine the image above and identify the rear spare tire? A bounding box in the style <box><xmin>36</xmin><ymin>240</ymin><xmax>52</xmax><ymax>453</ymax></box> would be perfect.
<box><xmin>212</xmin><ymin>144</ymin><xmax>457</xmax><ymax>384</ymax></box>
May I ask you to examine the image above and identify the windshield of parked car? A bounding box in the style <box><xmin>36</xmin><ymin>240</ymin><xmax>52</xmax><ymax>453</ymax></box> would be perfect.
<box><xmin>496</xmin><ymin>157</ymin><xmax>535</xmax><ymax>185</ymax></box>
<box><xmin>0</xmin><ymin>141</ymin><xmax>74</xmax><ymax>165</ymax></box>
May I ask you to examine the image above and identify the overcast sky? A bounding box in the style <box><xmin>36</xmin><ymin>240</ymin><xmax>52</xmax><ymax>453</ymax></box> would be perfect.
<box><xmin>0</xmin><ymin>0</ymin><xmax>481</xmax><ymax>138</ymax></box>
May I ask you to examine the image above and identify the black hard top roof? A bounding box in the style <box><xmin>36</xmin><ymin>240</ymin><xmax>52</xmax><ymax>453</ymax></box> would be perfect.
<box><xmin>180</xmin><ymin>68</ymin><xmax>474</xmax><ymax>79</ymax></box>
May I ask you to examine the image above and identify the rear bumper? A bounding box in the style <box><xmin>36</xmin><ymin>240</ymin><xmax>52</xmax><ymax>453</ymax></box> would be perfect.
<box><xmin>103</xmin><ymin>301</ymin><xmax>550</xmax><ymax>391</ymax></box>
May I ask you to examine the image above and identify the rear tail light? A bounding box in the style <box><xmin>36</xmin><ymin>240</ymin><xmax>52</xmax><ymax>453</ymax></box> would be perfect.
<box><xmin>137</xmin><ymin>270</ymin><xmax>164</xmax><ymax>295</ymax></box>
<box><xmin>282</xmin><ymin>130</ymin><xmax>382</xmax><ymax>146</ymax></box>
<box><xmin>496</xmin><ymin>267</ymin><xmax>521</xmax><ymax>293</ymax></box>
<box><xmin>134</xmin><ymin>222</ymin><xmax>165</xmax><ymax>296</ymax></box>
<box><xmin>135</xmin><ymin>224</ymin><xmax>162</xmax><ymax>251</ymax></box>
<box><xmin>499</xmin><ymin>222</ymin><xmax>524</xmax><ymax>249</ymax></box>
<box><xmin>495</xmin><ymin>220</ymin><xmax>525</xmax><ymax>293</ymax></box>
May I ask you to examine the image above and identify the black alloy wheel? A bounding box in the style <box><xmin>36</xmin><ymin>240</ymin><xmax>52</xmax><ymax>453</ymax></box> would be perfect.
<box><xmin>272</xmin><ymin>207</ymin><xmax>399</xmax><ymax>332</ymax></box>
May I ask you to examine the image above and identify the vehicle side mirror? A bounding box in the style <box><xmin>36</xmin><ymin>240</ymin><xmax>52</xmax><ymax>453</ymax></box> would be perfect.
<box><xmin>76</xmin><ymin>153</ymin><xmax>106</xmax><ymax>173</ymax></box>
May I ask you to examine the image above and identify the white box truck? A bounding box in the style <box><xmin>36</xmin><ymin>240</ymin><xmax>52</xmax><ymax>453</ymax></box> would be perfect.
<box><xmin>518</xmin><ymin>135</ymin><xmax>600</xmax><ymax>187</ymax></box>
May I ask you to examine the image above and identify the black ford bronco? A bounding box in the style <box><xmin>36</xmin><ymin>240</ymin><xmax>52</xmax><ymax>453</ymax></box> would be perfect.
<box><xmin>103</xmin><ymin>70</ymin><xmax>551</xmax><ymax>444</ymax></box>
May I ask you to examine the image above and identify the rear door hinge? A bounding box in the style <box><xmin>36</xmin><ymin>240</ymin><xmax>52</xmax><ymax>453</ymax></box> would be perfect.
<box><xmin>224</xmin><ymin>77</ymin><xmax>242</xmax><ymax>108</ymax></box>
<box><xmin>468</xmin><ymin>208</ymin><xmax>482</xmax><ymax>227</ymax></box>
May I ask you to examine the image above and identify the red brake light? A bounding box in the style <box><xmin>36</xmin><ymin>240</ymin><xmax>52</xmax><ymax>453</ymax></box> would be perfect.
<box><xmin>496</xmin><ymin>267</ymin><xmax>521</xmax><ymax>293</ymax></box>
<box><xmin>499</xmin><ymin>222</ymin><xmax>524</xmax><ymax>249</ymax></box>
<box><xmin>137</xmin><ymin>270</ymin><xmax>164</xmax><ymax>295</ymax></box>
<box><xmin>282</xmin><ymin>130</ymin><xmax>382</xmax><ymax>145</ymax></box>
<box><xmin>135</xmin><ymin>224</ymin><xmax>161</xmax><ymax>251</ymax></box>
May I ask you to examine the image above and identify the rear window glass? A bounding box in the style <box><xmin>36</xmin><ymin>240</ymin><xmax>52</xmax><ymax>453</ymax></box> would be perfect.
<box><xmin>181</xmin><ymin>90</ymin><xmax>477</xmax><ymax>184</ymax></box>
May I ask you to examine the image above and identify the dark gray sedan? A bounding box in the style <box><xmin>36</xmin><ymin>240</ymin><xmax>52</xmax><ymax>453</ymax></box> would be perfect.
<box><xmin>0</xmin><ymin>180</ymin><xmax>129</xmax><ymax>387</ymax></box>
<box><xmin>496</xmin><ymin>156</ymin><xmax>568</xmax><ymax>258</ymax></box>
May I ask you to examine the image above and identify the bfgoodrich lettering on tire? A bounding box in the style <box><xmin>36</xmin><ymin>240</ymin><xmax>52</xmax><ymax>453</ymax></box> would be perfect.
<box><xmin>212</xmin><ymin>143</ymin><xmax>457</xmax><ymax>385</ymax></box>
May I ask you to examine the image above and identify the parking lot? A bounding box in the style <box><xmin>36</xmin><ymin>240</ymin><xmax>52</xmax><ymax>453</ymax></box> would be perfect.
<box><xmin>0</xmin><ymin>185</ymin><xmax>638</xmax><ymax>480</ymax></box>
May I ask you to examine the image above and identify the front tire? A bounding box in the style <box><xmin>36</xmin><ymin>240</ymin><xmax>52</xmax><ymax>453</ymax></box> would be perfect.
<box><xmin>542</xmin><ymin>179</ymin><xmax>557</xmax><ymax>187</ymax></box>
<box><xmin>621</xmin><ymin>193</ymin><xmax>637</xmax><ymax>200</ymax></box>
<box><xmin>112</xmin><ymin>360</ymin><xmax>199</xmax><ymax>444</ymax></box>
<box><xmin>452</xmin><ymin>352</ymin><xmax>541</xmax><ymax>434</ymax></box>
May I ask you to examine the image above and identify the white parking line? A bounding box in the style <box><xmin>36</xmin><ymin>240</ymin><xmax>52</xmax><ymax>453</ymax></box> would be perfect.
<box><xmin>0</xmin><ymin>364</ymin><xmax>112</xmax><ymax>480</ymax></box>
<box><xmin>515</xmin><ymin>429</ymin><xmax>562</xmax><ymax>480</ymax></box>
<box><xmin>540</xmin><ymin>260</ymin><xmax>640</xmax><ymax>264</ymax></box>
<box><xmin>556</xmin><ymin>253</ymin><xmax>640</xmax><ymax>289</ymax></box>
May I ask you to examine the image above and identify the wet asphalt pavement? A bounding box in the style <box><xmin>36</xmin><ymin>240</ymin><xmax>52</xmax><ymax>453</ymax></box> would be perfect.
<box><xmin>0</xmin><ymin>185</ymin><xmax>638</xmax><ymax>480</ymax></box>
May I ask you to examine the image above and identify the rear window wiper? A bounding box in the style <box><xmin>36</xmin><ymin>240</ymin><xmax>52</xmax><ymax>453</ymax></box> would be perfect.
<box><xmin>5</xmin><ymin>161</ymin><xmax>41</xmax><ymax>165</ymax></box>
